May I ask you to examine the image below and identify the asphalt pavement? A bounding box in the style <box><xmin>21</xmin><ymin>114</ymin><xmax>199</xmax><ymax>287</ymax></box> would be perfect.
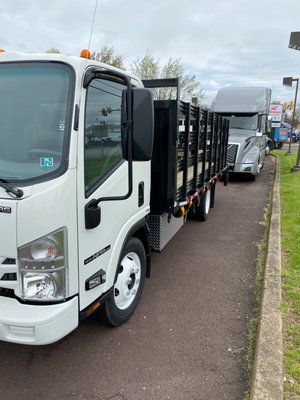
<box><xmin>0</xmin><ymin>157</ymin><xmax>275</xmax><ymax>400</ymax></box>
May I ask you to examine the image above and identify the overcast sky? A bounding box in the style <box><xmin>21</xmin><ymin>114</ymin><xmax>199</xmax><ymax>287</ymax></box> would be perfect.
<box><xmin>2</xmin><ymin>0</ymin><xmax>300</xmax><ymax>105</ymax></box>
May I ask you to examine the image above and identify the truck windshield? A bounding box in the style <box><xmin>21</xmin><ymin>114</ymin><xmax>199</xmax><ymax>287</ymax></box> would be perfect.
<box><xmin>0</xmin><ymin>62</ymin><xmax>74</xmax><ymax>183</ymax></box>
<box><xmin>223</xmin><ymin>114</ymin><xmax>258</xmax><ymax>131</ymax></box>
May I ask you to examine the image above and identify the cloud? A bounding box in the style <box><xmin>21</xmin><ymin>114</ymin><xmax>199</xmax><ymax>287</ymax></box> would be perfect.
<box><xmin>1</xmin><ymin>0</ymin><xmax>300</xmax><ymax>104</ymax></box>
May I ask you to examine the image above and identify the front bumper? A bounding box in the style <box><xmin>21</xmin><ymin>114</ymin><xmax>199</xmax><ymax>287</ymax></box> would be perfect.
<box><xmin>230</xmin><ymin>162</ymin><xmax>258</xmax><ymax>175</ymax></box>
<box><xmin>0</xmin><ymin>296</ymin><xmax>78</xmax><ymax>345</ymax></box>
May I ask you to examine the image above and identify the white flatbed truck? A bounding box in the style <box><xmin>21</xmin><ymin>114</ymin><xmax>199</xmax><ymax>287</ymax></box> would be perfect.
<box><xmin>0</xmin><ymin>51</ymin><xmax>229</xmax><ymax>345</ymax></box>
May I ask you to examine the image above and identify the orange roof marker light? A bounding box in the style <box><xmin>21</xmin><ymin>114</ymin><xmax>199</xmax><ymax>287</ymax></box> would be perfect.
<box><xmin>80</xmin><ymin>49</ymin><xmax>91</xmax><ymax>59</ymax></box>
<box><xmin>0</xmin><ymin>49</ymin><xmax>5</xmax><ymax>53</ymax></box>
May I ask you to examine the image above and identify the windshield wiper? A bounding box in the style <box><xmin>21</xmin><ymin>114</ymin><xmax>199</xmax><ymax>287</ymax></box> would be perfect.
<box><xmin>0</xmin><ymin>179</ymin><xmax>23</xmax><ymax>198</ymax></box>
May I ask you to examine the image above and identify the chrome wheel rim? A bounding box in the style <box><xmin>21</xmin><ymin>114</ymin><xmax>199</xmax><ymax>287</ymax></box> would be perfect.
<box><xmin>114</xmin><ymin>252</ymin><xmax>141</xmax><ymax>310</ymax></box>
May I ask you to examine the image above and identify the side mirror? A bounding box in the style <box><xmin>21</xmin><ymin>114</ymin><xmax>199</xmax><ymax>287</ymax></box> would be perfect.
<box><xmin>121</xmin><ymin>88</ymin><xmax>154</xmax><ymax>161</ymax></box>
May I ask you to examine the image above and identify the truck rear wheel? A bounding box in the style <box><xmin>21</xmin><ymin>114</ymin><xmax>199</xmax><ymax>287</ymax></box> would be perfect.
<box><xmin>210</xmin><ymin>184</ymin><xmax>216</xmax><ymax>208</ymax></box>
<box><xmin>223</xmin><ymin>171</ymin><xmax>229</xmax><ymax>186</ymax></box>
<box><xmin>189</xmin><ymin>190</ymin><xmax>211</xmax><ymax>221</ymax></box>
<box><xmin>103</xmin><ymin>237</ymin><xmax>146</xmax><ymax>326</ymax></box>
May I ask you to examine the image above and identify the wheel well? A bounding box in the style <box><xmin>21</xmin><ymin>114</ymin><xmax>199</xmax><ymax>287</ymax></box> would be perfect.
<box><xmin>113</xmin><ymin>220</ymin><xmax>151</xmax><ymax>285</ymax></box>
<box><xmin>132</xmin><ymin>226</ymin><xmax>151</xmax><ymax>278</ymax></box>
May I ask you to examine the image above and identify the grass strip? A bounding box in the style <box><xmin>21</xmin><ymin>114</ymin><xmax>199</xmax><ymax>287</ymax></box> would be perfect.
<box><xmin>273</xmin><ymin>150</ymin><xmax>300</xmax><ymax>399</ymax></box>
<box><xmin>243</xmin><ymin>157</ymin><xmax>274</xmax><ymax>400</ymax></box>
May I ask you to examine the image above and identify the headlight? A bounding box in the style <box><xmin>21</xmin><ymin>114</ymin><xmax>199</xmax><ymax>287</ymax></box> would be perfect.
<box><xmin>23</xmin><ymin>272</ymin><xmax>58</xmax><ymax>299</ymax></box>
<box><xmin>18</xmin><ymin>228</ymin><xmax>68</xmax><ymax>302</ymax></box>
<box><xmin>244</xmin><ymin>149</ymin><xmax>258</xmax><ymax>164</ymax></box>
<box><xmin>31</xmin><ymin>238</ymin><xmax>58</xmax><ymax>260</ymax></box>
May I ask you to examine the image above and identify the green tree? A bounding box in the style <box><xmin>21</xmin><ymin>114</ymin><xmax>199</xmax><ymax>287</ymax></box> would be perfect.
<box><xmin>130</xmin><ymin>51</ymin><xmax>160</xmax><ymax>80</ymax></box>
<box><xmin>91</xmin><ymin>46</ymin><xmax>125</xmax><ymax>70</ymax></box>
<box><xmin>130</xmin><ymin>50</ymin><xmax>205</xmax><ymax>104</ymax></box>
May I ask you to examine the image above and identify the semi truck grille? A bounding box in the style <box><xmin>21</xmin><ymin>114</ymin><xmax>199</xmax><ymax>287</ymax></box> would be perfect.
<box><xmin>227</xmin><ymin>144</ymin><xmax>239</xmax><ymax>164</ymax></box>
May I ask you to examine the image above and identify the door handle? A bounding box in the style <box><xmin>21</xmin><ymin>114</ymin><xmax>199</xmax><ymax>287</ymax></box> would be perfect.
<box><xmin>138</xmin><ymin>182</ymin><xmax>144</xmax><ymax>207</ymax></box>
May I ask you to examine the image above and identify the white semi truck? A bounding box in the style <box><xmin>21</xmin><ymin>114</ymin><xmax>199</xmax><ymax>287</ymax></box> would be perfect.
<box><xmin>211</xmin><ymin>87</ymin><xmax>272</xmax><ymax>181</ymax></box>
<box><xmin>0</xmin><ymin>50</ymin><xmax>229</xmax><ymax>345</ymax></box>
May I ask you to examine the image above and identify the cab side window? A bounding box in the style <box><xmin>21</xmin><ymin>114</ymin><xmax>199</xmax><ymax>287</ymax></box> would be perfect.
<box><xmin>261</xmin><ymin>115</ymin><xmax>267</xmax><ymax>134</ymax></box>
<box><xmin>84</xmin><ymin>78</ymin><xmax>124</xmax><ymax>194</ymax></box>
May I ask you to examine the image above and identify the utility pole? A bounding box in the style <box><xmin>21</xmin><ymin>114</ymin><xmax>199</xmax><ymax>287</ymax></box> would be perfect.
<box><xmin>288</xmin><ymin>32</ymin><xmax>300</xmax><ymax>171</ymax></box>
<box><xmin>283</xmin><ymin>77</ymin><xmax>299</xmax><ymax>156</ymax></box>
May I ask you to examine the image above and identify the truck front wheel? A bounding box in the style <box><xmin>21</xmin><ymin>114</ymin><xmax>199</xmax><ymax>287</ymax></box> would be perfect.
<box><xmin>103</xmin><ymin>237</ymin><xmax>146</xmax><ymax>326</ymax></box>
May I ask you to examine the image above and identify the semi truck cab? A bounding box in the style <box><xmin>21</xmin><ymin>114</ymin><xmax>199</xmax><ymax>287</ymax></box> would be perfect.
<box><xmin>211</xmin><ymin>87</ymin><xmax>272</xmax><ymax>181</ymax></box>
<box><xmin>222</xmin><ymin>112</ymin><xmax>267</xmax><ymax>179</ymax></box>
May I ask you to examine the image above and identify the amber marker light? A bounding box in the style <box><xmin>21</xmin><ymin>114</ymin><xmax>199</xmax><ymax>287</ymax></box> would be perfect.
<box><xmin>0</xmin><ymin>49</ymin><xmax>5</xmax><ymax>52</ymax></box>
<box><xmin>80</xmin><ymin>49</ymin><xmax>91</xmax><ymax>59</ymax></box>
<box><xmin>86</xmin><ymin>302</ymin><xmax>101</xmax><ymax>315</ymax></box>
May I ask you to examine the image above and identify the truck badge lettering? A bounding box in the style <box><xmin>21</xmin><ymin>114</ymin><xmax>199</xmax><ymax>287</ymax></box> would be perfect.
<box><xmin>0</xmin><ymin>206</ymin><xmax>12</xmax><ymax>214</ymax></box>
<box><xmin>84</xmin><ymin>245</ymin><xmax>111</xmax><ymax>265</ymax></box>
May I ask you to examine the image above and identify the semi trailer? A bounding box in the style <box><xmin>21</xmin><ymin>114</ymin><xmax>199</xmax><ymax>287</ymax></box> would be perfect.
<box><xmin>211</xmin><ymin>86</ymin><xmax>272</xmax><ymax>181</ymax></box>
<box><xmin>0</xmin><ymin>50</ymin><xmax>229</xmax><ymax>345</ymax></box>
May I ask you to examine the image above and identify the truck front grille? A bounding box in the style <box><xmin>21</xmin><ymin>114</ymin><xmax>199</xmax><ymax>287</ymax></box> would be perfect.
<box><xmin>0</xmin><ymin>257</ymin><xmax>18</xmax><ymax>298</ymax></box>
<box><xmin>2</xmin><ymin>258</ymin><xmax>16</xmax><ymax>265</ymax></box>
<box><xmin>1</xmin><ymin>273</ymin><xmax>17</xmax><ymax>281</ymax></box>
<box><xmin>227</xmin><ymin>144</ymin><xmax>239</xmax><ymax>164</ymax></box>
<box><xmin>0</xmin><ymin>287</ymin><xmax>15</xmax><ymax>298</ymax></box>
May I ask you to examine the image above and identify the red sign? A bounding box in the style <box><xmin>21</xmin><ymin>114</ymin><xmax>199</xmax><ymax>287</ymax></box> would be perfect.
<box><xmin>269</xmin><ymin>104</ymin><xmax>283</xmax><ymax>123</ymax></box>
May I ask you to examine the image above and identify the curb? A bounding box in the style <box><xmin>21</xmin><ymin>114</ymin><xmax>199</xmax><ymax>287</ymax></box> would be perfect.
<box><xmin>250</xmin><ymin>156</ymin><xmax>283</xmax><ymax>400</ymax></box>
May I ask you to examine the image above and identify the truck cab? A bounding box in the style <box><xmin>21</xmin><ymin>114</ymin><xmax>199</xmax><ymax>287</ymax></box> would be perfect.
<box><xmin>211</xmin><ymin>87</ymin><xmax>272</xmax><ymax>181</ymax></box>
<box><xmin>0</xmin><ymin>51</ymin><xmax>229</xmax><ymax>345</ymax></box>
<box><xmin>0</xmin><ymin>51</ymin><xmax>154</xmax><ymax>344</ymax></box>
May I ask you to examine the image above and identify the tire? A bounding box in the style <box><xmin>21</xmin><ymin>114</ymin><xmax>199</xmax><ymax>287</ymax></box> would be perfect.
<box><xmin>103</xmin><ymin>237</ymin><xmax>146</xmax><ymax>326</ymax></box>
<box><xmin>189</xmin><ymin>190</ymin><xmax>211</xmax><ymax>221</ymax></box>
<box><xmin>210</xmin><ymin>184</ymin><xmax>216</xmax><ymax>209</ymax></box>
<box><xmin>248</xmin><ymin>173</ymin><xmax>256</xmax><ymax>182</ymax></box>
<box><xmin>223</xmin><ymin>171</ymin><xmax>229</xmax><ymax>186</ymax></box>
